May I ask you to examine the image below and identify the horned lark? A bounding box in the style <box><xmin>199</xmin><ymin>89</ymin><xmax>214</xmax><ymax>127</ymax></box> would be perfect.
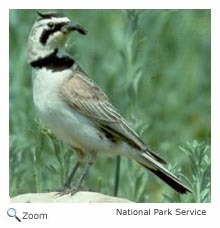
<box><xmin>28</xmin><ymin>12</ymin><xmax>191</xmax><ymax>195</ymax></box>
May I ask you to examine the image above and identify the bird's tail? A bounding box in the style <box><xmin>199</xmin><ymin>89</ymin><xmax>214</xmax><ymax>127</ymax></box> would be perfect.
<box><xmin>148</xmin><ymin>164</ymin><xmax>191</xmax><ymax>194</ymax></box>
<box><xmin>131</xmin><ymin>150</ymin><xmax>191</xmax><ymax>194</ymax></box>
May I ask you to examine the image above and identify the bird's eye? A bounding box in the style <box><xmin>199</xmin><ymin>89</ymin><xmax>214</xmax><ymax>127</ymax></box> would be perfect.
<box><xmin>47</xmin><ymin>22</ymin><xmax>54</xmax><ymax>28</ymax></box>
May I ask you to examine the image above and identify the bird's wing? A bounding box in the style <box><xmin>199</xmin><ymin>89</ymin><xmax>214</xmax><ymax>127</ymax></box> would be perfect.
<box><xmin>60</xmin><ymin>67</ymin><xmax>166</xmax><ymax>164</ymax></box>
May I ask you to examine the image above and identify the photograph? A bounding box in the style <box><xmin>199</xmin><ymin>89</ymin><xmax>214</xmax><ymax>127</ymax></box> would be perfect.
<box><xmin>9</xmin><ymin>9</ymin><xmax>210</xmax><ymax>203</ymax></box>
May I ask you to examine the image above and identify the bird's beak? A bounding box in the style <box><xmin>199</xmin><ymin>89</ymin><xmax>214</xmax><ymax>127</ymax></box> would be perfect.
<box><xmin>63</xmin><ymin>21</ymin><xmax>87</xmax><ymax>35</ymax></box>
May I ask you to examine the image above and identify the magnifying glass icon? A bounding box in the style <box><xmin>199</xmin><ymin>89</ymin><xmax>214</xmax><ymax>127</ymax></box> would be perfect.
<box><xmin>7</xmin><ymin>208</ymin><xmax>21</xmax><ymax>222</ymax></box>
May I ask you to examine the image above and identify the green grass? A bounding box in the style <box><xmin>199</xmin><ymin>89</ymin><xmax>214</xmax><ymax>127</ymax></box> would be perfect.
<box><xmin>9</xmin><ymin>9</ymin><xmax>211</xmax><ymax>202</ymax></box>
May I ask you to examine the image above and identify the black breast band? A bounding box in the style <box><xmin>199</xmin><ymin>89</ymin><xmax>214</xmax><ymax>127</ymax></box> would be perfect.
<box><xmin>30</xmin><ymin>49</ymin><xmax>74</xmax><ymax>72</ymax></box>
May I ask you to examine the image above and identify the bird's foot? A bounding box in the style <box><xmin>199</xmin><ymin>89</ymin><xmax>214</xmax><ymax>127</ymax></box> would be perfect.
<box><xmin>55</xmin><ymin>185</ymin><xmax>81</xmax><ymax>196</ymax></box>
<box><xmin>70</xmin><ymin>186</ymin><xmax>80</xmax><ymax>196</ymax></box>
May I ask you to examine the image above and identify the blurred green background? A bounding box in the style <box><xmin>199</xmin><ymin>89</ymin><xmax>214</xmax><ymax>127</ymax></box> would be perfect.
<box><xmin>9</xmin><ymin>9</ymin><xmax>210</xmax><ymax>202</ymax></box>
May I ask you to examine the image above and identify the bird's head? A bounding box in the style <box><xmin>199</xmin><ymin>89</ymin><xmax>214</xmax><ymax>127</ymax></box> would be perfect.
<box><xmin>28</xmin><ymin>12</ymin><xmax>87</xmax><ymax>63</ymax></box>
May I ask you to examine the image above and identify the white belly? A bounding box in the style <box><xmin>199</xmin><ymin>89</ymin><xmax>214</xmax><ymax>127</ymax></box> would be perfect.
<box><xmin>32</xmin><ymin>68</ymin><xmax>118</xmax><ymax>154</ymax></box>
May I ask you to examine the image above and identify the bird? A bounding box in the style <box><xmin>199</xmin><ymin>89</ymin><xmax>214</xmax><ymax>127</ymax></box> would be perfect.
<box><xmin>28</xmin><ymin>12</ymin><xmax>191</xmax><ymax>195</ymax></box>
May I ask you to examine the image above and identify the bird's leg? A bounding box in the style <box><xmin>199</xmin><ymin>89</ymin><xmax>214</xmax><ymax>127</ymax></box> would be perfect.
<box><xmin>56</xmin><ymin>161</ymin><xmax>81</xmax><ymax>196</ymax></box>
<box><xmin>71</xmin><ymin>159</ymin><xmax>94</xmax><ymax>195</ymax></box>
<box><xmin>64</xmin><ymin>161</ymin><xmax>81</xmax><ymax>189</ymax></box>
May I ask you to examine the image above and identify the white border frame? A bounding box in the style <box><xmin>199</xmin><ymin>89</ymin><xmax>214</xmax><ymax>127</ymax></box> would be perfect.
<box><xmin>1</xmin><ymin>0</ymin><xmax>219</xmax><ymax>227</ymax></box>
